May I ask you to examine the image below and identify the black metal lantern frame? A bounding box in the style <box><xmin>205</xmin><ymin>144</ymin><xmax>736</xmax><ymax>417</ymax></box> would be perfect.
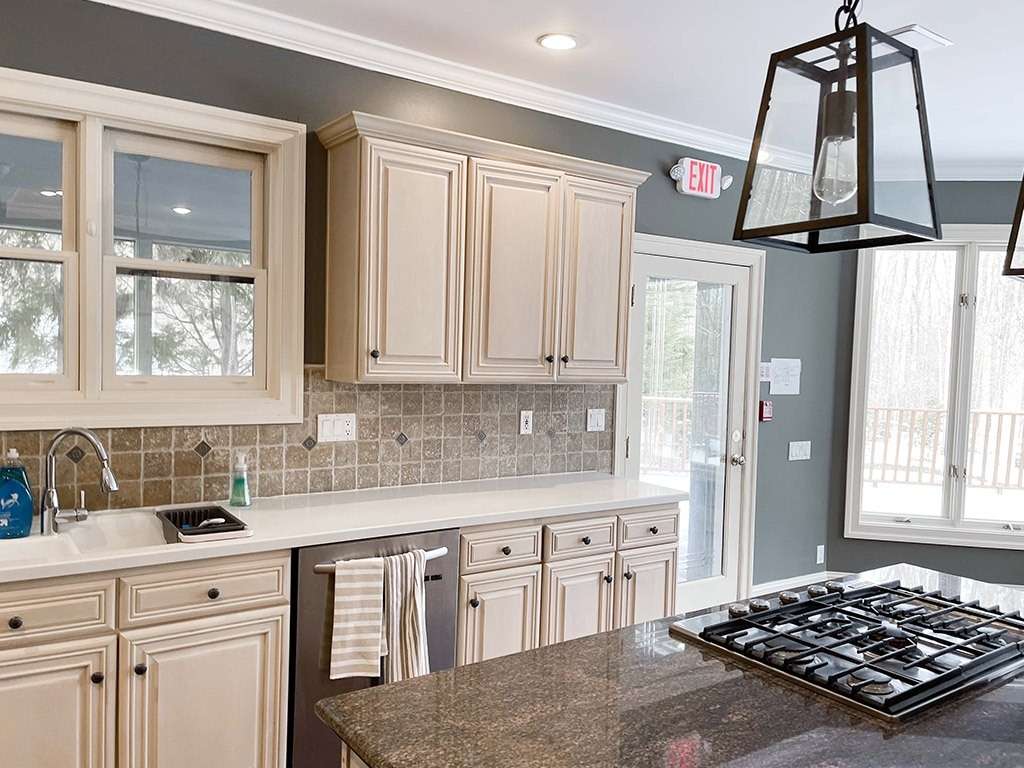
<box><xmin>734</xmin><ymin>23</ymin><xmax>941</xmax><ymax>253</ymax></box>
<box><xmin>1005</xmin><ymin>172</ymin><xmax>1024</xmax><ymax>278</ymax></box>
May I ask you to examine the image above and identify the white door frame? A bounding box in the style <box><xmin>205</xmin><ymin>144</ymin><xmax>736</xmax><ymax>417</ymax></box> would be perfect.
<box><xmin>615</xmin><ymin>232</ymin><xmax>765</xmax><ymax>602</ymax></box>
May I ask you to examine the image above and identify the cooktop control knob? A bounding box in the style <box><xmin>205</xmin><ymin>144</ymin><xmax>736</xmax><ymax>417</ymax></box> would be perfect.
<box><xmin>825</xmin><ymin>581</ymin><xmax>846</xmax><ymax>593</ymax></box>
<box><xmin>778</xmin><ymin>591</ymin><xmax>801</xmax><ymax>605</ymax></box>
<box><xmin>806</xmin><ymin>584</ymin><xmax>828</xmax><ymax>598</ymax></box>
<box><xmin>728</xmin><ymin>603</ymin><xmax>751</xmax><ymax>618</ymax></box>
<box><xmin>749</xmin><ymin>598</ymin><xmax>771</xmax><ymax>612</ymax></box>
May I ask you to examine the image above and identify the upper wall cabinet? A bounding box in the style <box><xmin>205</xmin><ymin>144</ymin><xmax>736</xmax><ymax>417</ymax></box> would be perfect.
<box><xmin>318</xmin><ymin>113</ymin><xmax>649</xmax><ymax>384</ymax></box>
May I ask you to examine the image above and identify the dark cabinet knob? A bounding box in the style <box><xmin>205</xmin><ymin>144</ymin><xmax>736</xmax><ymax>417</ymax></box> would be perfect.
<box><xmin>604</xmin><ymin>575</ymin><xmax>614</xmax><ymax>584</ymax></box>
<box><xmin>500</xmin><ymin>546</ymin><xmax>512</xmax><ymax>556</ymax></box>
<box><xmin>469</xmin><ymin>598</ymin><xmax>480</xmax><ymax>609</ymax></box>
<box><xmin>545</xmin><ymin>355</ymin><xmax>555</xmax><ymax>363</ymax></box>
<box><xmin>369</xmin><ymin>349</ymin><xmax>381</xmax><ymax>359</ymax></box>
<box><xmin>90</xmin><ymin>672</ymin><xmax>105</xmax><ymax>685</ymax></box>
<box><xmin>649</xmin><ymin>526</ymin><xmax>659</xmax><ymax>535</ymax></box>
<box><xmin>7</xmin><ymin>616</ymin><xmax>23</xmax><ymax>630</ymax></box>
<box><xmin>208</xmin><ymin>587</ymin><xmax>221</xmax><ymax>600</ymax></box>
<box><xmin>581</xmin><ymin>536</ymin><xmax>591</xmax><ymax>545</ymax></box>
<box><xmin>560</xmin><ymin>355</ymin><xmax>569</xmax><ymax>364</ymax></box>
<box><xmin>134</xmin><ymin>663</ymin><xmax>148</xmax><ymax>676</ymax></box>
<box><xmin>624</xmin><ymin>571</ymin><xmax>634</xmax><ymax>581</ymax></box>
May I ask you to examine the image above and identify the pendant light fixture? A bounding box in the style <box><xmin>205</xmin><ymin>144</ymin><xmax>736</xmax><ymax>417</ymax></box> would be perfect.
<box><xmin>1005</xmin><ymin>173</ymin><xmax>1024</xmax><ymax>278</ymax></box>
<box><xmin>734</xmin><ymin>1</ymin><xmax>941</xmax><ymax>253</ymax></box>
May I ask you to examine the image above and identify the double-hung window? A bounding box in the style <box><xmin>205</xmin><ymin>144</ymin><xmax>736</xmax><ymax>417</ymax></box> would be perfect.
<box><xmin>846</xmin><ymin>225</ymin><xmax>1024</xmax><ymax>550</ymax></box>
<box><xmin>0</xmin><ymin>68</ymin><xmax>305</xmax><ymax>428</ymax></box>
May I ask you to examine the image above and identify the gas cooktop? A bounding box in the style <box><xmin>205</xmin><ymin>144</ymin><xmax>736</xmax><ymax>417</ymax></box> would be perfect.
<box><xmin>670</xmin><ymin>577</ymin><xmax>1024</xmax><ymax>722</ymax></box>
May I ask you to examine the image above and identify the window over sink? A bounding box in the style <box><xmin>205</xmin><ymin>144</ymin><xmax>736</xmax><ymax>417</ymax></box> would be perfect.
<box><xmin>0</xmin><ymin>68</ymin><xmax>305</xmax><ymax>429</ymax></box>
<box><xmin>846</xmin><ymin>225</ymin><xmax>1024</xmax><ymax>550</ymax></box>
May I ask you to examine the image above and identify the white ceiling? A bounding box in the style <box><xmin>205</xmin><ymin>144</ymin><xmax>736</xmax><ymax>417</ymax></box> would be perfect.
<box><xmin>96</xmin><ymin>0</ymin><xmax>1024</xmax><ymax>179</ymax></box>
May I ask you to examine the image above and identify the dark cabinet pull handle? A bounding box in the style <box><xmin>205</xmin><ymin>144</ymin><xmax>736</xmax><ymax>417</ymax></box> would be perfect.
<box><xmin>500</xmin><ymin>546</ymin><xmax>512</xmax><ymax>556</ymax></box>
<box><xmin>560</xmin><ymin>355</ymin><xmax>569</xmax><ymax>364</ymax></box>
<box><xmin>604</xmin><ymin>575</ymin><xmax>614</xmax><ymax>584</ymax></box>
<box><xmin>7</xmin><ymin>616</ymin><xmax>23</xmax><ymax>630</ymax></box>
<box><xmin>208</xmin><ymin>587</ymin><xmax>221</xmax><ymax>600</ymax></box>
<box><xmin>545</xmin><ymin>355</ymin><xmax>555</xmax><ymax>363</ymax></box>
<box><xmin>581</xmin><ymin>536</ymin><xmax>591</xmax><ymax>545</ymax></box>
<box><xmin>134</xmin><ymin>663</ymin><xmax>148</xmax><ymax>676</ymax></box>
<box><xmin>649</xmin><ymin>526</ymin><xmax>659</xmax><ymax>535</ymax></box>
<box><xmin>369</xmin><ymin>349</ymin><xmax>381</xmax><ymax>359</ymax></box>
<box><xmin>624</xmin><ymin>571</ymin><xmax>634</xmax><ymax>581</ymax></box>
<box><xmin>91</xmin><ymin>672</ymin><xmax>105</xmax><ymax>685</ymax></box>
<box><xmin>469</xmin><ymin>598</ymin><xmax>480</xmax><ymax>609</ymax></box>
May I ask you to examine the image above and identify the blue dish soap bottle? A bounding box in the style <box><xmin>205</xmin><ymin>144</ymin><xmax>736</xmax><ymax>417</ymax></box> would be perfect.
<box><xmin>0</xmin><ymin>449</ymin><xmax>33</xmax><ymax>539</ymax></box>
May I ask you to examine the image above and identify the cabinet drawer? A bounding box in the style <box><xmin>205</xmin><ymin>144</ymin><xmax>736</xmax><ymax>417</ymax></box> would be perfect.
<box><xmin>618</xmin><ymin>507</ymin><xmax>679</xmax><ymax>550</ymax></box>
<box><xmin>542</xmin><ymin>516</ymin><xmax>617</xmax><ymax>561</ymax></box>
<box><xmin>460</xmin><ymin>525</ymin><xmax>542</xmax><ymax>574</ymax></box>
<box><xmin>0</xmin><ymin>576</ymin><xmax>115</xmax><ymax>648</ymax></box>
<box><xmin>118</xmin><ymin>553</ymin><xmax>289</xmax><ymax>628</ymax></box>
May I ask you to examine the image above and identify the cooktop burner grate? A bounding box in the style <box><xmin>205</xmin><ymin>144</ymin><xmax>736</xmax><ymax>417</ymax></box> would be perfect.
<box><xmin>679</xmin><ymin>581</ymin><xmax>1024</xmax><ymax>720</ymax></box>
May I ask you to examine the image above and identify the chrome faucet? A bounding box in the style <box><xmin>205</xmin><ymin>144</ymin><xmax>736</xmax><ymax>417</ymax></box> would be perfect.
<box><xmin>40</xmin><ymin>427</ymin><xmax>119</xmax><ymax>535</ymax></box>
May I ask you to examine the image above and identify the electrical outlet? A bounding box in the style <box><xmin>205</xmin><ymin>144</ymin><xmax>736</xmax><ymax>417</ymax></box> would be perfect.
<box><xmin>788</xmin><ymin>440</ymin><xmax>811</xmax><ymax>461</ymax></box>
<box><xmin>586</xmin><ymin>408</ymin><xmax>606</xmax><ymax>432</ymax></box>
<box><xmin>318</xmin><ymin>413</ymin><xmax>357</xmax><ymax>442</ymax></box>
<box><xmin>816</xmin><ymin>544</ymin><xmax>826</xmax><ymax>565</ymax></box>
<box><xmin>520</xmin><ymin>410</ymin><xmax>533</xmax><ymax>435</ymax></box>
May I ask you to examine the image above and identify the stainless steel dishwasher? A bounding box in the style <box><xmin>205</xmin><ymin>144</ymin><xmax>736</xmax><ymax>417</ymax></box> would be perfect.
<box><xmin>289</xmin><ymin>529</ymin><xmax>460</xmax><ymax>768</ymax></box>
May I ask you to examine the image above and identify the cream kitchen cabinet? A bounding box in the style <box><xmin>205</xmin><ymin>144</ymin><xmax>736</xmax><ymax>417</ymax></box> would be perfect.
<box><xmin>614</xmin><ymin>544</ymin><xmax>678</xmax><ymax>628</ymax></box>
<box><xmin>0</xmin><ymin>634</ymin><xmax>116</xmax><ymax>768</ymax></box>
<box><xmin>540</xmin><ymin>553</ymin><xmax>615</xmax><ymax>645</ymax></box>
<box><xmin>457</xmin><ymin>563</ymin><xmax>541</xmax><ymax>665</ymax></box>
<box><xmin>464</xmin><ymin>158</ymin><xmax>562</xmax><ymax>382</ymax></box>
<box><xmin>558</xmin><ymin>177</ymin><xmax>635</xmax><ymax>382</ymax></box>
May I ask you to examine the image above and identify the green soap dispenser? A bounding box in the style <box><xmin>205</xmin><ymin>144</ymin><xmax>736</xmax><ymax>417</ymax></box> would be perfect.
<box><xmin>229</xmin><ymin>450</ymin><xmax>251</xmax><ymax>507</ymax></box>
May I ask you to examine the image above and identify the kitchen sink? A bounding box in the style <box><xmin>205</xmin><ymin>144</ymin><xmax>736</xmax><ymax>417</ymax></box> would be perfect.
<box><xmin>66</xmin><ymin>510</ymin><xmax>167</xmax><ymax>553</ymax></box>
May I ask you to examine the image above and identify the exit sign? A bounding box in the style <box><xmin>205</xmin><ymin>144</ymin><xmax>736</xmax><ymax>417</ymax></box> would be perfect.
<box><xmin>673</xmin><ymin>157</ymin><xmax>723</xmax><ymax>199</ymax></box>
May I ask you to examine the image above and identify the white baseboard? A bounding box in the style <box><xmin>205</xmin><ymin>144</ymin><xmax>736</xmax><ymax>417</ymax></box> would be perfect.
<box><xmin>751</xmin><ymin>571</ymin><xmax>850</xmax><ymax>596</ymax></box>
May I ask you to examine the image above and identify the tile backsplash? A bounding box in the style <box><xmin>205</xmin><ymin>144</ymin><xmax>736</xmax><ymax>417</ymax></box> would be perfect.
<box><xmin>1</xmin><ymin>367</ymin><xmax>615</xmax><ymax>512</ymax></box>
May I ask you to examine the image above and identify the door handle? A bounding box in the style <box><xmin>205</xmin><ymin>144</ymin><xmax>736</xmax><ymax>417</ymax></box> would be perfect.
<box><xmin>730</xmin><ymin>455</ymin><xmax>746</xmax><ymax>467</ymax></box>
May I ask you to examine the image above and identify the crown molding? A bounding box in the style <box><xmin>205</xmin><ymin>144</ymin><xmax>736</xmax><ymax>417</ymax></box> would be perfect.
<box><xmin>88</xmin><ymin>0</ymin><xmax>758</xmax><ymax>161</ymax></box>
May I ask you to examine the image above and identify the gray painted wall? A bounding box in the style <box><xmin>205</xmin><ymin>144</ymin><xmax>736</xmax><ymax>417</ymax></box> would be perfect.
<box><xmin>2</xmin><ymin>0</ymin><xmax>853</xmax><ymax>583</ymax></box>
<box><xmin>827</xmin><ymin>182</ymin><xmax>1024</xmax><ymax>585</ymax></box>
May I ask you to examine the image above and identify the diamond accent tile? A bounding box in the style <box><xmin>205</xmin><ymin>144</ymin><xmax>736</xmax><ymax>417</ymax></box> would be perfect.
<box><xmin>477</xmin><ymin>431</ymin><xmax>487</xmax><ymax>443</ymax></box>
<box><xmin>193</xmin><ymin>440</ymin><xmax>212</xmax><ymax>458</ymax></box>
<box><xmin>302</xmin><ymin>436</ymin><xmax>317</xmax><ymax>451</ymax></box>
<box><xmin>395</xmin><ymin>432</ymin><xmax>409</xmax><ymax>446</ymax></box>
<box><xmin>66</xmin><ymin>445</ymin><xmax>85</xmax><ymax>464</ymax></box>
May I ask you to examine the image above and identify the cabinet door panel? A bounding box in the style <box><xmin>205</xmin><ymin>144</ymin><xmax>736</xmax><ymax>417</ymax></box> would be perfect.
<box><xmin>362</xmin><ymin>138</ymin><xmax>466</xmax><ymax>381</ymax></box>
<box><xmin>457</xmin><ymin>565</ymin><xmax>540</xmax><ymax>665</ymax></box>
<box><xmin>615</xmin><ymin>545</ymin><xmax>678</xmax><ymax>629</ymax></box>
<box><xmin>0</xmin><ymin>635</ymin><xmax>115</xmax><ymax>768</ymax></box>
<box><xmin>465</xmin><ymin>159</ymin><xmax>561</xmax><ymax>381</ymax></box>
<box><xmin>540</xmin><ymin>554</ymin><xmax>615</xmax><ymax>646</ymax></box>
<box><xmin>559</xmin><ymin>177</ymin><xmax>634</xmax><ymax>381</ymax></box>
<box><xmin>120</xmin><ymin>606</ymin><xmax>287</xmax><ymax>768</ymax></box>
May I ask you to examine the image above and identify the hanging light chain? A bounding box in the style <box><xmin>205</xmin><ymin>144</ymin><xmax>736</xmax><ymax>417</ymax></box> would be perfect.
<box><xmin>834</xmin><ymin>0</ymin><xmax>861</xmax><ymax>32</ymax></box>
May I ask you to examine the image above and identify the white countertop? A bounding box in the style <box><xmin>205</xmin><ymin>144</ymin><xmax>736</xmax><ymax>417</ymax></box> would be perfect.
<box><xmin>0</xmin><ymin>473</ymin><xmax>686</xmax><ymax>584</ymax></box>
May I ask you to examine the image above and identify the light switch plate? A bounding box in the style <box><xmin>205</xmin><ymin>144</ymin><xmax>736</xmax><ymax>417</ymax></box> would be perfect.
<box><xmin>788</xmin><ymin>440</ymin><xmax>811</xmax><ymax>461</ymax></box>
<box><xmin>520</xmin><ymin>410</ymin><xmax>533</xmax><ymax>435</ymax></box>
<box><xmin>318</xmin><ymin>413</ymin><xmax>356</xmax><ymax>442</ymax></box>
<box><xmin>587</xmin><ymin>408</ymin><xmax>606</xmax><ymax>432</ymax></box>
<box><xmin>816</xmin><ymin>544</ymin><xmax>826</xmax><ymax>565</ymax></box>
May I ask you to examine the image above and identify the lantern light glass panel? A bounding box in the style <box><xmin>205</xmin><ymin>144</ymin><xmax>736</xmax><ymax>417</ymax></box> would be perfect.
<box><xmin>734</xmin><ymin>24</ymin><xmax>940</xmax><ymax>253</ymax></box>
<box><xmin>1005</xmin><ymin>175</ymin><xmax>1024</xmax><ymax>278</ymax></box>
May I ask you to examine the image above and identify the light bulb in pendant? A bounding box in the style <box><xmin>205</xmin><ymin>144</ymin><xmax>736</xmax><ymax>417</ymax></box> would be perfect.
<box><xmin>812</xmin><ymin>89</ymin><xmax>858</xmax><ymax>206</ymax></box>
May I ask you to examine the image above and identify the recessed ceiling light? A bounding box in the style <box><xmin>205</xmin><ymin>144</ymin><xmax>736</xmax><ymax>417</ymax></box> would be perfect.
<box><xmin>171</xmin><ymin>206</ymin><xmax>192</xmax><ymax>216</ymax></box>
<box><xmin>537</xmin><ymin>33</ymin><xmax>577</xmax><ymax>51</ymax></box>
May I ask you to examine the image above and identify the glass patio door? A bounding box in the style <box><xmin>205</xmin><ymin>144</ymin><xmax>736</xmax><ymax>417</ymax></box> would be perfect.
<box><xmin>626</xmin><ymin>253</ymin><xmax>751</xmax><ymax>612</ymax></box>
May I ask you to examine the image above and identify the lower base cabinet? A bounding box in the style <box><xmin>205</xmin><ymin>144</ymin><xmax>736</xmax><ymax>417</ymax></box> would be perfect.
<box><xmin>540</xmin><ymin>553</ymin><xmax>615</xmax><ymax>645</ymax></box>
<box><xmin>615</xmin><ymin>544</ymin><xmax>678</xmax><ymax>627</ymax></box>
<box><xmin>457</xmin><ymin>564</ymin><xmax>541</xmax><ymax>665</ymax></box>
<box><xmin>120</xmin><ymin>605</ymin><xmax>288</xmax><ymax>768</ymax></box>
<box><xmin>0</xmin><ymin>635</ymin><xmax>116</xmax><ymax>768</ymax></box>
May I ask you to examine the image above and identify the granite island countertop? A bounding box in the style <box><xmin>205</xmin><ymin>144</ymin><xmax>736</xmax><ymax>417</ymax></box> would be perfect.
<box><xmin>316</xmin><ymin>565</ymin><xmax>1024</xmax><ymax>768</ymax></box>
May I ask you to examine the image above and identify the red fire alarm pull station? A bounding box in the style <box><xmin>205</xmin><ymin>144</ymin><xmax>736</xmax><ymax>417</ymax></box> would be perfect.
<box><xmin>759</xmin><ymin>400</ymin><xmax>773</xmax><ymax>422</ymax></box>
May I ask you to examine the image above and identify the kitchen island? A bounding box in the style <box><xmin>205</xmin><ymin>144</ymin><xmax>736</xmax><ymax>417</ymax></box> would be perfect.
<box><xmin>316</xmin><ymin>564</ymin><xmax>1024</xmax><ymax>767</ymax></box>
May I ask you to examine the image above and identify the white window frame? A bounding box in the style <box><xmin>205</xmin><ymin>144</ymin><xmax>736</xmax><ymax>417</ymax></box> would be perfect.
<box><xmin>0</xmin><ymin>66</ymin><xmax>305</xmax><ymax>429</ymax></box>
<box><xmin>845</xmin><ymin>224</ymin><xmax>1024</xmax><ymax>551</ymax></box>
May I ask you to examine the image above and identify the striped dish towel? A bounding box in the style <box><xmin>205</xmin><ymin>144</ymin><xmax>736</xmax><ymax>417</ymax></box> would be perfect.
<box><xmin>329</xmin><ymin>556</ymin><xmax>386</xmax><ymax>680</ymax></box>
<box><xmin>382</xmin><ymin>550</ymin><xmax>430</xmax><ymax>683</ymax></box>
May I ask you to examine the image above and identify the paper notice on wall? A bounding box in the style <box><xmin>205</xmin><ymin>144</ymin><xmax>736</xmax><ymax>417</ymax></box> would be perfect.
<box><xmin>769</xmin><ymin>358</ymin><xmax>801</xmax><ymax>395</ymax></box>
<box><xmin>759</xmin><ymin>362</ymin><xmax>772</xmax><ymax>383</ymax></box>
